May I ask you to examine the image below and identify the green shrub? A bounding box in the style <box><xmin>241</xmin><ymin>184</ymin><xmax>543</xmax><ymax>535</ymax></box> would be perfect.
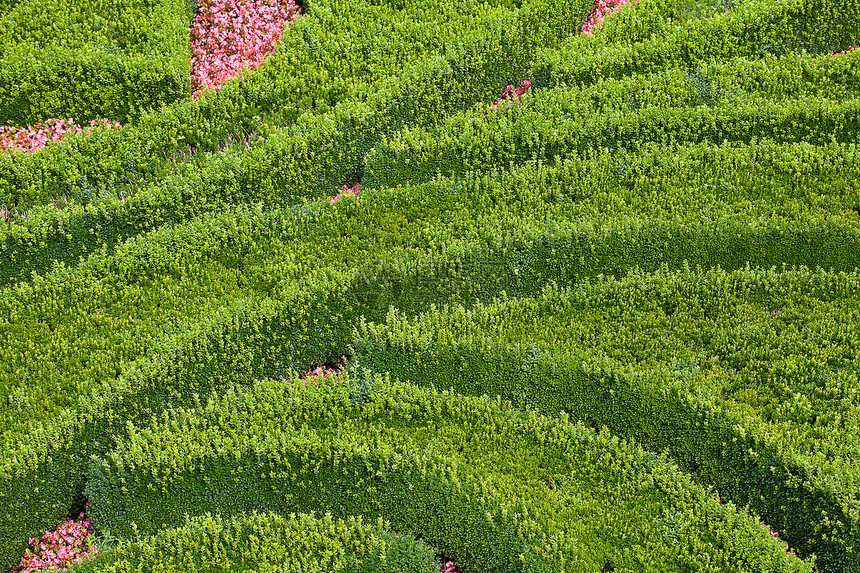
<box><xmin>84</xmin><ymin>372</ymin><xmax>812</xmax><ymax>572</ymax></box>
<box><xmin>364</xmin><ymin>69</ymin><xmax>860</xmax><ymax>189</ymax></box>
<box><xmin>532</xmin><ymin>0</ymin><xmax>860</xmax><ymax>87</ymax></box>
<box><xmin>0</xmin><ymin>0</ymin><xmax>192</xmax><ymax>126</ymax></box>
<box><xmin>350</xmin><ymin>266</ymin><xmax>860</xmax><ymax>571</ymax></box>
<box><xmin>3</xmin><ymin>175</ymin><xmax>858</xmax><ymax>567</ymax></box>
<box><xmin>72</xmin><ymin>511</ymin><xmax>441</xmax><ymax>573</ymax></box>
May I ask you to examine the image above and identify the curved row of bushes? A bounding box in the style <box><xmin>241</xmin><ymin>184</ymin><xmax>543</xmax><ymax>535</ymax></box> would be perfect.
<box><xmin>3</xmin><ymin>168</ymin><xmax>858</xmax><ymax>567</ymax></box>
<box><xmin>83</xmin><ymin>371</ymin><xmax>811</xmax><ymax>572</ymax></box>
<box><xmin>3</xmin><ymin>114</ymin><xmax>858</xmax><ymax>290</ymax></box>
<box><xmin>73</xmin><ymin>511</ymin><xmax>442</xmax><ymax>573</ymax></box>
<box><xmin>363</xmin><ymin>66</ymin><xmax>860</xmax><ymax>189</ymax></box>
<box><xmin>4</xmin><ymin>151</ymin><xmax>858</xmax><ymax>437</ymax></box>
<box><xmin>531</xmin><ymin>0</ymin><xmax>860</xmax><ymax>87</ymax></box>
<box><xmin>349</xmin><ymin>265</ymin><xmax>860</xmax><ymax>570</ymax></box>
<box><xmin>1</xmin><ymin>0</ymin><xmax>858</xmax><ymax>569</ymax></box>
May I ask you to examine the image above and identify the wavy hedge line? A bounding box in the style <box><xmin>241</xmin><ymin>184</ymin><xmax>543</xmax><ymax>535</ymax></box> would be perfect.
<box><xmin>3</xmin><ymin>171</ymin><xmax>859</xmax><ymax>567</ymax></box>
<box><xmin>0</xmin><ymin>0</ymin><xmax>586</xmax><ymax>210</ymax></box>
<box><xmin>350</xmin><ymin>265</ymin><xmax>860</xmax><ymax>570</ymax></box>
<box><xmin>4</xmin><ymin>160</ymin><xmax>858</xmax><ymax>437</ymax></box>
<box><xmin>83</xmin><ymin>372</ymin><xmax>810</xmax><ymax>572</ymax></box>
<box><xmin>6</xmin><ymin>128</ymin><xmax>859</xmax><ymax>291</ymax></box>
<box><xmin>72</xmin><ymin>511</ymin><xmax>441</xmax><ymax>573</ymax></box>
<box><xmin>532</xmin><ymin>0</ymin><xmax>860</xmax><ymax>87</ymax></box>
<box><xmin>363</xmin><ymin>73</ymin><xmax>860</xmax><ymax>188</ymax></box>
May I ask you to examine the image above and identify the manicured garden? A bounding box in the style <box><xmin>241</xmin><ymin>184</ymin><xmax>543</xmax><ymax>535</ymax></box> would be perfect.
<box><xmin>1</xmin><ymin>0</ymin><xmax>859</xmax><ymax>571</ymax></box>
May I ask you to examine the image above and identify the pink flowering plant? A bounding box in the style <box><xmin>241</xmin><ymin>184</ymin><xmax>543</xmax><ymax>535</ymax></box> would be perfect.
<box><xmin>302</xmin><ymin>365</ymin><xmax>340</xmax><ymax>380</ymax></box>
<box><xmin>761</xmin><ymin>523</ymin><xmax>798</xmax><ymax>559</ymax></box>
<box><xmin>190</xmin><ymin>0</ymin><xmax>302</xmax><ymax>98</ymax></box>
<box><xmin>0</xmin><ymin>118</ymin><xmax>121</xmax><ymax>155</ymax></box>
<box><xmin>825</xmin><ymin>44</ymin><xmax>859</xmax><ymax>61</ymax></box>
<box><xmin>489</xmin><ymin>80</ymin><xmax>532</xmax><ymax>112</ymax></box>
<box><xmin>326</xmin><ymin>183</ymin><xmax>362</xmax><ymax>204</ymax></box>
<box><xmin>581</xmin><ymin>0</ymin><xmax>635</xmax><ymax>36</ymax></box>
<box><xmin>800</xmin><ymin>44</ymin><xmax>857</xmax><ymax>69</ymax></box>
<box><xmin>300</xmin><ymin>363</ymin><xmax>350</xmax><ymax>387</ymax></box>
<box><xmin>18</xmin><ymin>511</ymin><xmax>98</xmax><ymax>572</ymax></box>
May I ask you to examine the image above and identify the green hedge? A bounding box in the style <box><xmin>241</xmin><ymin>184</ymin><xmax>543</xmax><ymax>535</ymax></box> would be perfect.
<box><xmin>4</xmin><ymin>164</ymin><xmax>859</xmax><ymax>437</ymax></box>
<box><xmin>0</xmin><ymin>0</ymin><xmax>854</xmax><ymax>569</ymax></box>
<box><xmin>84</xmin><ymin>372</ymin><xmax>812</xmax><ymax>572</ymax></box>
<box><xmin>0</xmin><ymin>0</ymin><xmax>193</xmax><ymax>126</ymax></box>
<box><xmin>349</xmin><ymin>265</ymin><xmax>860</xmax><ymax>571</ymax></box>
<box><xmin>364</xmin><ymin>135</ymin><xmax>859</xmax><ymax>215</ymax></box>
<box><xmin>363</xmin><ymin>73</ymin><xmax>860</xmax><ymax>189</ymax></box>
<box><xmin>7</xmin><ymin>130</ymin><xmax>859</xmax><ymax>291</ymax></box>
<box><xmin>72</xmin><ymin>511</ymin><xmax>441</xmax><ymax>573</ymax></box>
<box><xmin>532</xmin><ymin>0</ymin><xmax>860</xmax><ymax>88</ymax></box>
<box><xmin>3</xmin><ymin>171</ymin><xmax>860</xmax><ymax>567</ymax></box>
<box><xmin>0</xmin><ymin>0</ymin><xmax>588</xmax><ymax>211</ymax></box>
<box><xmin>0</xmin><ymin>0</ymin><xmax>590</xmax><ymax>292</ymax></box>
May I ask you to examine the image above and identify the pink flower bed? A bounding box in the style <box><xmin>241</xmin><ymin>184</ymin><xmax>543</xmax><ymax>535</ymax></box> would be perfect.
<box><xmin>482</xmin><ymin>80</ymin><xmax>531</xmax><ymax>118</ymax></box>
<box><xmin>0</xmin><ymin>118</ymin><xmax>121</xmax><ymax>155</ymax></box>
<box><xmin>18</xmin><ymin>510</ymin><xmax>98</xmax><ymax>572</ymax></box>
<box><xmin>190</xmin><ymin>0</ymin><xmax>302</xmax><ymax>98</ymax></box>
<box><xmin>302</xmin><ymin>364</ymin><xmax>341</xmax><ymax>380</ymax></box>
<box><xmin>326</xmin><ymin>183</ymin><xmax>362</xmax><ymax>204</ymax></box>
<box><xmin>490</xmin><ymin>80</ymin><xmax>531</xmax><ymax>112</ymax></box>
<box><xmin>801</xmin><ymin>44</ymin><xmax>857</xmax><ymax>68</ymax></box>
<box><xmin>833</xmin><ymin>44</ymin><xmax>858</xmax><ymax>56</ymax></box>
<box><xmin>581</xmin><ymin>0</ymin><xmax>636</xmax><ymax>36</ymax></box>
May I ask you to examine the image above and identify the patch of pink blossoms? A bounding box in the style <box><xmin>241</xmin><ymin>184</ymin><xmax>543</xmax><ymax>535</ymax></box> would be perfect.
<box><xmin>581</xmin><ymin>0</ymin><xmax>636</xmax><ymax>36</ymax></box>
<box><xmin>761</xmin><ymin>524</ymin><xmax>797</xmax><ymax>559</ymax></box>
<box><xmin>303</xmin><ymin>365</ymin><xmax>339</xmax><ymax>379</ymax></box>
<box><xmin>834</xmin><ymin>44</ymin><xmax>859</xmax><ymax>56</ymax></box>
<box><xmin>440</xmin><ymin>561</ymin><xmax>458</xmax><ymax>573</ymax></box>
<box><xmin>190</xmin><ymin>0</ymin><xmax>302</xmax><ymax>98</ymax></box>
<box><xmin>18</xmin><ymin>511</ymin><xmax>98</xmax><ymax>572</ymax></box>
<box><xmin>490</xmin><ymin>80</ymin><xmax>531</xmax><ymax>112</ymax></box>
<box><xmin>327</xmin><ymin>183</ymin><xmax>362</xmax><ymax>204</ymax></box>
<box><xmin>0</xmin><ymin>118</ymin><xmax>121</xmax><ymax>155</ymax></box>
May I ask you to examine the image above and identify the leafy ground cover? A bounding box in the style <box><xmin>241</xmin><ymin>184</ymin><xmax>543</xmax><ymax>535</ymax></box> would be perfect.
<box><xmin>1</xmin><ymin>0</ymin><xmax>859</xmax><ymax>571</ymax></box>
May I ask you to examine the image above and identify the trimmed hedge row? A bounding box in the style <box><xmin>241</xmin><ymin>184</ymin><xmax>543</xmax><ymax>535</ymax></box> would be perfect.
<box><xmin>362</xmin><ymin>74</ymin><xmax>860</xmax><ymax>189</ymax></box>
<box><xmin>447</xmin><ymin>140</ymin><xmax>860</xmax><ymax>222</ymax></box>
<box><xmin>349</xmin><ymin>265</ymin><xmax>860</xmax><ymax>571</ymax></box>
<box><xmin>0</xmin><ymin>0</ymin><xmax>193</xmax><ymax>126</ymax></box>
<box><xmin>72</xmin><ymin>511</ymin><xmax>441</xmax><ymax>573</ymax></box>
<box><xmin>3</xmin><ymin>172</ymin><xmax>860</xmax><ymax>567</ymax></box>
<box><xmin>0</xmin><ymin>0</ymin><xmax>587</xmax><ymax>210</ymax></box>
<box><xmin>4</xmin><ymin>156</ymin><xmax>859</xmax><ymax>435</ymax></box>
<box><xmin>365</xmin><ymin>135</ymin><xmax>859</xmax><ymax>215</ymax></box>
<box><xmin>531</xmin><ymin>0</ymin><xmax>860</xmax><ymax>88</ymax></box>
<box><xmin>0</xmin><ymin>0</ymin><xmax>593</xmax><ymax>293</ymax></box>
<box><xmin>84</xmin><ymin>372</ymin><xmax>811</xmax><ymax>572</ymax></box>
<box><xmin>6</xmin><ymin>129</ymin><xmax>859</xmax><ymax>291</ymax></box>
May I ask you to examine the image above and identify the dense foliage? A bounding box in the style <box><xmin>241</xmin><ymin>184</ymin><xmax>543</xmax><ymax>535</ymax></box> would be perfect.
<box><xmin>1</xmin><ymin>0</ymin><xmax>858</xmax><ymax>571</ymax></box>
